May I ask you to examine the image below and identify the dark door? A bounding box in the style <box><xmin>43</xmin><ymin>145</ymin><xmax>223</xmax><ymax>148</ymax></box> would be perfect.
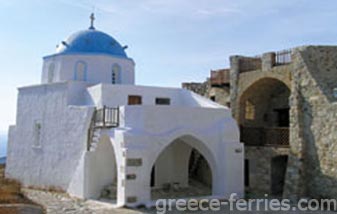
<box><xmin>275</xmin><ymin>108</ymin><xmax>289</xmax><ymax>127</ymax></box>
<box><xmin>245</xmin><ymin>159</ymin><xmax>250</xmax><ymax>187</ymax></box>
<box><xmin>151</xmin><ymin>166</ymin><xmax>155</xmax><ymax>187</ymax></box>
<box><xmin>271</xmin><ymin>156</ymin><xmax>288</xmax><ymax>196</ymax></box>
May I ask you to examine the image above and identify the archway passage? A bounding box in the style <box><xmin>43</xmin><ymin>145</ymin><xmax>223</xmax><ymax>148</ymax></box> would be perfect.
<box><xmin>87</xmin><ymin>135</ymin><xmax>118</xmax><ymax>202</ymax></box>
<box><xmin>151</xmin><ymin>137</ymin><xmax>213</xmax><ymax>200</ymax></box>
<box><xmin>239</xmin><ymin>78</ymin><xmax>291</xmax><ymax>146</ymax></box>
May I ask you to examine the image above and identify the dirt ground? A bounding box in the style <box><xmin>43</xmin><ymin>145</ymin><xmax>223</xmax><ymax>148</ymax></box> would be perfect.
<box><xmin>0</xmin><ymin>164</ymin><xmax>44</xmax><ymax>213</ymax></box>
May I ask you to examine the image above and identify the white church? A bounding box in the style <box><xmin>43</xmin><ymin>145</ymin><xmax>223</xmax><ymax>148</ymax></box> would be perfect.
<box><xmin>5</xmin><ymin>14</ymin><xmax>244</xmax><ymax>207</ymax></box>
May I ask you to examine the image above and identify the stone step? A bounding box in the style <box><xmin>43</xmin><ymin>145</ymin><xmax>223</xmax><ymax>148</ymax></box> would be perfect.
<box><xmin>100</xmin><ymin>183</ymin><xmax>118</xmax><ymax>200</ymax></box>
<box><xmin>92</xmin><ymin>136</ymin><xmax>100</xmax><ymax>142</ymax></box>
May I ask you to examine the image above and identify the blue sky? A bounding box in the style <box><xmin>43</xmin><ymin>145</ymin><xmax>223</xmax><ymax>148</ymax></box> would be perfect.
<box><xmin>1</xmin><ymin>0</ymin><xmax>337</xmax><ymax>132</ymax></box>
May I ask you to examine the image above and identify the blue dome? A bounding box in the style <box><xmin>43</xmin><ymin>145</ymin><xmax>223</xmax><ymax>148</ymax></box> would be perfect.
<box><xmin>56</xmin><ymin>29</ymin><xmax>128</xmax><ymax>58</ymax></box>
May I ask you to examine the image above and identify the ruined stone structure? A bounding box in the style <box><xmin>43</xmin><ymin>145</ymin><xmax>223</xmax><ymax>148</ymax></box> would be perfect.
<box><xmin>183</xmin><ymin>46</ymin><xmax>337</xmax><ymax>200</ymax></box>
<box><xmin>182</xmin><ymin>69</ymin><xmax>231</xmax><ymax>107</ymax></box>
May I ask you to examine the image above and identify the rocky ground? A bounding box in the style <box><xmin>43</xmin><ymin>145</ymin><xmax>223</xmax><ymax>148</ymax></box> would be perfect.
<box><xmin>23</xmin><ymin>189</ymin><xmax>139</xmax><ymax>214</ymax></box>
<box><xmin>23</xmin><ymin>188</ymin><xmax>337</xmax><ymax>214</ymax></box>
<box><xmin>2</xmin><ymin>166</ymin><xmax>335</xmax><ymax>214</ymax></box>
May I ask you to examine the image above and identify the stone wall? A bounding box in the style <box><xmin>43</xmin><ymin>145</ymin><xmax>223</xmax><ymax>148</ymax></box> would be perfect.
<box><xmin>285</xmin><ymin>46</ymin><xmax>337</xmax><ymax>200</ymax></box>
<box><xmin>184</xmin><ymin>46</ymin><xmax>337</xmax><ymax>200</ymax></box>
<box><xmin>182</xmin><ymin>82</ymin><xmax>209</xmax><ymax>96</ymax></box>
<box><xmin>246</xmin><ymin>146</ymin><xmax>289</xmax><ymax>196</ymax></box>
<box><xmin>182</xmin><ymin>80</ymin><xmax>230</xmax><ymax>107</ymax></box>
<box><xmin>230</xmin><ymin>51</ymin><xmax>293</xmax><ymax>198</ymax></box>
<box><xmin>230</xmin><ymin>56</ymin><xmax>292</xmax><ymax>123</ymax></box>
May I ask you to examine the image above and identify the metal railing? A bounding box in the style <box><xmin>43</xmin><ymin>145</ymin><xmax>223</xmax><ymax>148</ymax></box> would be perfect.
<box><xmin>94</xmin><ymin>106</ymin><xmax>119</xmax><ymax>128</ymax></box>
<box><xmin>240</xmin><ymin>126</ymin><xmax>289</xmax><ymax>147</ymax></box>
<box><xmin>87</xmin><ymin>106</ymin><xmax>119</xmax><ymax>151</ymax></box>
<box><xmin>275</xmin><ymin>49</ymin><xmax>292</xmax><ymax>65</ymax></box>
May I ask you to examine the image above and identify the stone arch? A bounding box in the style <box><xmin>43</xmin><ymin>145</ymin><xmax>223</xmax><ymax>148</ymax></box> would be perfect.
<box><xmin>239</xmin><ymin>77</ymin><xmax>291</xmax><ymax>128</ymax></box>
<box><xmin>149</xmin><ymin>134</ymin><xmax>217</xmax><ymax>199</ymax></box>
<box><xmin>238</xmin><ymin>76</ymin><xmax>291</xmax><ymax>100</ymax></box>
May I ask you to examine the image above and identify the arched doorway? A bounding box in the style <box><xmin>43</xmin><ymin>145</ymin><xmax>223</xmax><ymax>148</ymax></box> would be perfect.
<box><xmin>239</xmin><ymin>78</ymin><xmax>291</xmax><ymax>196</ymax></box>
<box><xmin>87</xmin><ymin>135</ymin><xmax>118</xmax><ymax>202</ymax></box>
<box><xmin>150</xmin><ymin>135</ymin><xmax>213</xmax><ymax>200</ymax></box>
<box><xmin>239</xmin><ymin>78</ymin><xmax>291</xmax><ymax>146</ymax></box>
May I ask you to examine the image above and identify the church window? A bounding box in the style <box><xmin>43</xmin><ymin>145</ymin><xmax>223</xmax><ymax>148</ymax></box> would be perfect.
<box><xmin>33</xmin><ymin>120</ymin><xmax>42</xmax><ymax>148</ymax></box>
<box><xmin>112</xmin><ymin>64</ymin><xmax>121</xmax><ymax>84</ymax></box>
<box><xmin>245</xmin><ymin>100</ymin><xmax>255</xmax><ymax>120</ymax></box>
<box><xmin>48</xmin><ymin>63</ymin><xmax>55</xmax><ymax>83</ymax></box>
<box><xmin>155</xmin><ymin>98</ymin><xmax>170</xmax><ymax>105</ymax></box>
<box><xmin>75</xmin><ymin>61</ymin><xmax>87</xmax><ymax>81</ymax></box>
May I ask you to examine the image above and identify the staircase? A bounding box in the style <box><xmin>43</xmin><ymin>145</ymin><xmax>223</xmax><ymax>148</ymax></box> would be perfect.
<box><xmin>88</xmin><ymin>128</ymin><xmax>101</xmax><ymax>152</ymax></box>
<box><xmin>87</xmin><ymin>106</ymin><xmax>120</xmax><ymax>151</ymax></box>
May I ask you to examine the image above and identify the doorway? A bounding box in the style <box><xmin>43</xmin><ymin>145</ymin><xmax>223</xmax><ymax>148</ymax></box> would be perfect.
<box><xmin>271</xmin><ymin>155</ymin><xmax>288</xmax><ymax>196</ymax></box>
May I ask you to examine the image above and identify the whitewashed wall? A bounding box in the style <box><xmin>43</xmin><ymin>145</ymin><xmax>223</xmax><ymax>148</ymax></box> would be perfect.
<box><xmin>115</xmin><ymin>105</ymin><xmax>243</xmax><ymax>206</ymax></box>
<box><xmin>5</xmin><ymin>82</ymin><xmax>93</xmax><ymax>191</ymax></box>
<box><xmin>85</xmin><ymin>84</ymin><xmax>224</xmax><ymax>108</ymax></box>
<box><xmin>42</xmin><ymin>54</ymin><xmax>135</xmax><ymax>85</ymax></box>
<box><xmin>6</xmin><ymin>80</ymin><xmax>243</xmax><ymax>207</ymax></box>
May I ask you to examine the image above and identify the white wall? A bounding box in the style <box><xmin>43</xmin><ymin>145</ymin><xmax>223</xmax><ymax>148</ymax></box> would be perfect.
<box><xmin>85</xmin><ymin>135</ymin><xmax>117</xmax><ymax>199</ymax></box>
<box><xmin>113</xmin><ymin>105</ymin><xmax>243</xmax><ymax>206</ymax></box>
<box><xmin>154</xmin><ymin>140</ymin><xmax>192</xmax><ymax>188</ymax></box>
<box><xmin>42</xmin><ymin>54</ymin><xmax>135</xmax><ymax>85</ymax></box>
<box><xmin>7</xmin><ymin>80</ymin><xmax>243</xmax><ymax>207</ymax></box>
<box><xmin>84</xmin><ymin>84</ymin><xmax>227</xmax><ymax>109</ymax></box>
<box><xmin>120</xmin><ymin>106</ymin><xmax>233</xmax><ymax>134</ymax></box>
<box><xmin>5</xmin><ymin>82</ymin><xmax>93</xmax><ymax>191</ymax></box>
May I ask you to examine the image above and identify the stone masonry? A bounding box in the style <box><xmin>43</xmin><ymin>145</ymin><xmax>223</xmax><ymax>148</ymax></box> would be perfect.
<box><xmin>183</xmin><ymin>46</ymin><xmax>337</xmax><ymax>201</ymax></box>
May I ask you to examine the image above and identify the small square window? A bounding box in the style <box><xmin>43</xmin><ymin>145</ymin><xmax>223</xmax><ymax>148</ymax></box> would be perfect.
<box><xmin>155</xmin><ymin>98</ymin><xmax>170</xmax><ymax>105</ymax></box>
<box><xmin>128</xmin><ymin>95</ymin><xmax>142</xmax><ymax>105</ymax></box>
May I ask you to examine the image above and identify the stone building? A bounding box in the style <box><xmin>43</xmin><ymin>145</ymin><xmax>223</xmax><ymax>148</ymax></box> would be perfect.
<box><xmin>183</xmin><ymin>46</ymin><xmax>337</xmax><ymax>200</ymax></box>
<box><xmin>182</xmin><ymin>68</ymin><xmax>231</xmax><ymax>107</ymax></box>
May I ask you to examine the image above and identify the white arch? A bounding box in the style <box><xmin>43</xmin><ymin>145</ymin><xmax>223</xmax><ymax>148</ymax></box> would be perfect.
<box><xmin>148</xmin><ymin>134</ymin><xmax>218</xmax><ymax>197</ymax></box>
<box><xmin>85</xmin><ymin>134</ymin><xmax>118</xmax><ymax>199</ymax></box>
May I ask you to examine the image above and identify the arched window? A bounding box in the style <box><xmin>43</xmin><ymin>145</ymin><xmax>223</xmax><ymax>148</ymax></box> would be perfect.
<box><xmin>48</xmin><ymin>63</ymin><xmax>55</xmax><ymax>83</ymax></box>
<box><xmin>74</xmin><ymin>61</ymin><xmax>87</xmax><ymax>81</ymax></box>
<box><xmin>111</xmin><ymin>64</ymin><xmax>121</xmax><ymax>84</ymax></box>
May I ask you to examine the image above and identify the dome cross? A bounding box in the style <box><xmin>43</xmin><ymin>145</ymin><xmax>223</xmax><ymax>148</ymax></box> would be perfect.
<box><xmin>89</xmin><ymin>13</ymin><xmax>95</xmax><ymax>30</ymax></box>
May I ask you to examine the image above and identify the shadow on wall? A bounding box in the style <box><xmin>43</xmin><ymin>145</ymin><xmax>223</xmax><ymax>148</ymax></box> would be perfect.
<box><xmin>301</xmin><ymin>94</ymin><xmax>337</xmax><ymax>199</ymax></box>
